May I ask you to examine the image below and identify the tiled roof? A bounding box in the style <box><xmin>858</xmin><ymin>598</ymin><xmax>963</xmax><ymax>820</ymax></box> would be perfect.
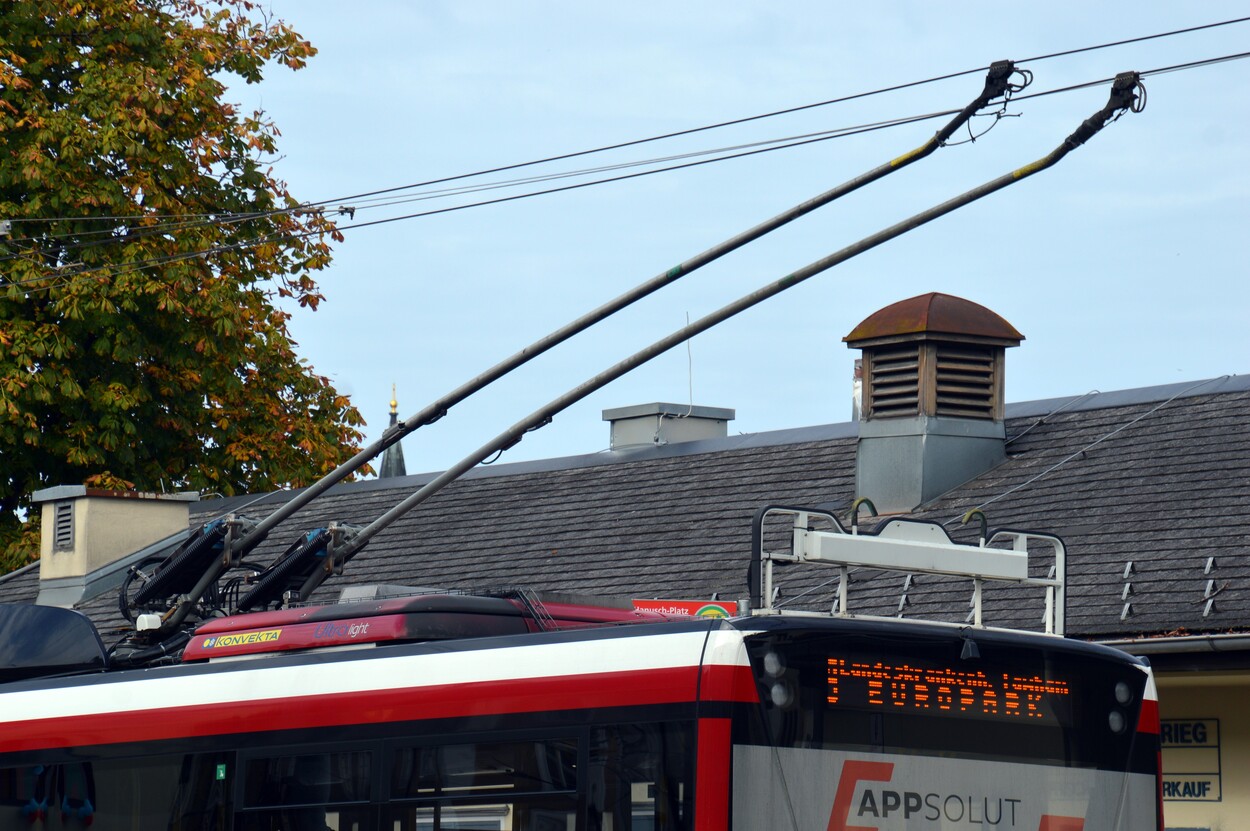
<box><xmin>0</xmin><ymin>563</ymin><xmax>40</xmax><ymax>606</ymax></box>
<box><xmin>5</xmin><ymin>375</ymin><xmax>1247</xmax><ymax>645</ymax></box>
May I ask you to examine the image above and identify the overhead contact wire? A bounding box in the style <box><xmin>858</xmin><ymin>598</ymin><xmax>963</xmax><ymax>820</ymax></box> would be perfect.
<box><xmin>9</xmin><ymin>14</ymin><xmax>1248</xmax><ymax>234</ymax></box>
<box><xmin>5</xmin><ymin>49</ymin><xmax>1248</xmax><ymax>295</ymax></box>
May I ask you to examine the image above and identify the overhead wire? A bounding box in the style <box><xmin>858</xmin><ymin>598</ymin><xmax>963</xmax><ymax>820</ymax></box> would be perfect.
<box><xmin>6</xmin><ymin>14</ymin><xmax>1248</xmax><ymax>236</ymax></box>
<box><xmin>0</xmin><ymin>72</ymin><xmax>989</xmax><ymax>246</ymax></box>
<box><xmin>154</xmin><ymin>13</ymin><xmax>1250</xmax><ymax>215</ymax></box>
<box><xmin>4</xmin><ymin>48</ymin><xmax>1249</xmax><ymax>297</ymax></box>
<box><xmin>5</xmin><ymin>109</ymin><xmax>963</xmax><ymax>294</ymax></box>
<box><xmin>946</xmin><ymin>376</ymin><xmax>1230</xmax><ymax>524</ymax></box>
<box><xmin>0</xmin><ymin>110</ymin><xmax>950</xmax><ymax>267</ymax></box>
<box><xmin>1015</xmin><ymin>15</ymin><xmax>1250</xmax><ymax>63</ymax></box>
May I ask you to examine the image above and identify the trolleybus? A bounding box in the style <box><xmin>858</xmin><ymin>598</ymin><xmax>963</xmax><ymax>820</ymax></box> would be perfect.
<box><xmin>0</xmin><ymin>513</ymin><xmax>1162</xmax><ymax>830</ymax></box>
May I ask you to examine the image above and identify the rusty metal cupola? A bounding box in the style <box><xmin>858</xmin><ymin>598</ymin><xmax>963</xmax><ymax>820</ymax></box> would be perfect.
<box><xmin>844</xmin><ymin>293</ymin><xmax>1023</xmax><ymax>512</ymax></box>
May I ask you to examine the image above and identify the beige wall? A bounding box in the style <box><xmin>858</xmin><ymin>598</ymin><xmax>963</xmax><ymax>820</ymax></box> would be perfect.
<box><xmin>38</xmin><ymin>492</ymin><xmax>191</xmax><ymax>579</ymax></box>
<box><xmin>1157</xmin><ymin>671</ymin><xmax>1250</xmax><ymax>831</ymax></box>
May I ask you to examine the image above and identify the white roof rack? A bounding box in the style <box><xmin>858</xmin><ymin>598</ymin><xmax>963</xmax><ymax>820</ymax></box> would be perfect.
<box><xmin>748</xmin><ymin>506</ymin><xmax>1066</xmax><ymax>635</ymax></box>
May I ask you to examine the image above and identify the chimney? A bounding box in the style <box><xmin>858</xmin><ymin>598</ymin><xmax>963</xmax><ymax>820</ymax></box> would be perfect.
<box><xmin>603</xmin><ymin>403</ymin><xmax>735</xmax><ymax>450</ymax></box>
<box><xmin>844</xmin><ymin>293</ymin><xmax>1023</xmax><ymax>513</ymax></box>
<box><xmin>32</xmin><ymin>486</ymin><xmax>198</xmax><ymax>607</ymax></box>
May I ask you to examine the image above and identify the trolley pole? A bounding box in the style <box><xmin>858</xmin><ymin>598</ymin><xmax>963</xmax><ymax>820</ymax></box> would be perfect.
<box><xmin>296</xmin><ymin>72</ymin><xmax>1144</xmax><ymax>601</ymax></box>
<box><xmin>232</xmin><ymin>62</ymin><xmax>1026</xmax><ymax>551</ymax></box>
<box><xmin>128</xmin><ymin>62</ymin><xmax>1029</xmax><ymax>638</ymax></box>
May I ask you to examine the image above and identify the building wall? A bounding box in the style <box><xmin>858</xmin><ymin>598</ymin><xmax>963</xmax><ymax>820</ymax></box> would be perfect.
<box><xmin>37</xmin><ymin>491</ymin><xmax>191</xmax><ymax>580</ymax></box>
<box><xmin>1157</xmin><ymin>671</ymin><xmax>1250</xmax><ymax>831</ymax></box>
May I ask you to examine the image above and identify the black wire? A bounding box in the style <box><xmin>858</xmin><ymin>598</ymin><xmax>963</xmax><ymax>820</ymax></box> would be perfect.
<box><xmin>7</xmin><ymin>48</ymin><xmax>1249</xmax><ymax>295</ymax></box>
<box><xmin>1017</xmin><ymin>15</ymin><xmax>1250</xmax><ymax>63</ymax></box>
<box><xmin>1</xmin><ymin>71</ymin><xmax>983</xmax><ymax>239</ymax></box>
<box><xmin>208</xmin><ymin>13</ymin><xmax>1250</xmax><ymax>212</ymax></box>
<box><xmin>7</xmin><ymin>109</ymin><xmax>957</xmax><ymax>293</ymax></box>
<box><xmin>0</xmin><ymin>115</ymin><xmax>935</xmax><ymax>266</ymax></box>
<box><xmin>293</xmin><ymin>72</ymin><xmax>992</xmax><ymax>210</ymax></box>
<box><xmin>290</xmin><ymin>112</ymin><xmax>956</xmax><ymax>235</ymax></box>
<box><xmin>10</xmin><ymin>14</ymin><xmax>1249</xmax><ymax>235</ymax></box>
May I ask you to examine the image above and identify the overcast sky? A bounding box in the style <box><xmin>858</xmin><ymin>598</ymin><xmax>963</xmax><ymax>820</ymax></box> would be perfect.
<box><xmin>231</xmin><ymin>3</ymin><xmax>1248</xmax><ymax>477</ymax></box>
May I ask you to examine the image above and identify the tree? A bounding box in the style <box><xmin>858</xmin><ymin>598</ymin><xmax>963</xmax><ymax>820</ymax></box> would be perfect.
<box><xmin>0</xmin><ymin>0</ymin><xmax>366</xmax><ymax>571</ymax></box>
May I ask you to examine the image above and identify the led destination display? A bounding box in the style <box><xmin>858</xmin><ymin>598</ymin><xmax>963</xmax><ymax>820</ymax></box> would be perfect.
<box><xmin>826</xmin><ymin>655</ymin><xmax>1073</xmax><ymax>726</ymax></box>
<box><xmin>744</xmin><ymin>629</ymin><xmax>1151</xmax><ymax>774</ymax></box>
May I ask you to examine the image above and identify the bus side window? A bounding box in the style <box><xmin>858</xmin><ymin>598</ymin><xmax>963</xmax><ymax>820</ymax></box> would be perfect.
<box><xmin>586</xmin><ymin>722</ymin><xmax>694</xmax><ymax>831</ymax></box>
<box><xmin>236</xmin><ymin>750</ymin><xmax>373</xmax><ymax>831</ymax></box>
<box><xmin>3</xmin><ymin>755</ymin><xmax>187</xmax><ymax>830</ymax></box>
<box><xmin>168</xmin><ymin>751</ymin><xmax>234</xmax><ymax>830</ymax></box>
<box><xmin>0</xmin><ymin>764</ymin><xmax>53</xmax><ymax>825</ymax></box>
<box><xmin>386</xmin><ymin>737</ymin><xmax>578</xmax><ymax>831</ymax></box>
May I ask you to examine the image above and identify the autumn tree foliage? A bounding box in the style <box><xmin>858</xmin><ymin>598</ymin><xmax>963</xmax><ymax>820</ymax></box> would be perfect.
<box><xmin>0</xmin><ymin>1</ymin><xmax>366</xmax><ymax>570</ymax></box>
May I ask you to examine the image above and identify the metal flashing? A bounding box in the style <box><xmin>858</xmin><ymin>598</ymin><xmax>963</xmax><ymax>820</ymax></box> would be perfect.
<box><xmin>190</xmin><ymin>375</ymin><xmax>1244</xmax><ymax>522</ymax></box>
<box><xmin>34</xmin><ymin>529</ymin><xmax>189</xmax><ymax>609</ymax></box>
<box><xmin>601</xmin><ymin>402</ymin><xmax>735</xmax><ymax>422</ymax></box>
<box><xmin>31</xmin><ymin>486</ymin><xmax>200</xmax><ymax>504</ymax></box>
<box><xmin>1002</xmin><ymin>374</ymin><xmax>1245</xmax><ymax>420</ymax></box>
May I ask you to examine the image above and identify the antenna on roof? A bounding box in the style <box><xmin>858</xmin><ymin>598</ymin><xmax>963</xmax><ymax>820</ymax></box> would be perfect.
<box><xmin>116</xmin><ymin>62</ymin><xmax>1030</xmax><ymax>646</ymax></box>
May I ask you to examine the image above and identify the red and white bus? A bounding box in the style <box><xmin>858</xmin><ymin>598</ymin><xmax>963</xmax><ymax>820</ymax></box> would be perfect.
<box><xmin>0</xmin><ymin>516</ymin><xmax>1162</xmax><ymax>830</ymax></box>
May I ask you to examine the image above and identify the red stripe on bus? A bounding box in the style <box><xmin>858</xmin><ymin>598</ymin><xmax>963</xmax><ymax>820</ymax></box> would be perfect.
<box><xmin>694</xmin><ymin>718</ymin><xmax>732</xmax><ymax>830</ymax></box>
<box><xmin>0</xmin><ymin>666</ymin><xmax>698</xmax><ymax>754</ymax></box>
<box><xmin>1037</xmin><ymin>817</ymin><xmax>1084</xmax><ymax>831</ymax></box>
<box><xmin>1137</xmin><ymin>698</ymin><xmax>1160</xmax><ymax>734</ymax></box>
<box><xmin>698</xmin><ymin>663</ymin><xmax>759</xmax><ymax>703</ymax></box>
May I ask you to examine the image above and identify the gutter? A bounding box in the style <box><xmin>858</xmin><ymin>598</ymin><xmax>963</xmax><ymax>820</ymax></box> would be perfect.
<box><xmin>1097</xmin><ymin>634</ymin><xmax>1250</xmax><ymax>655</ymax></box>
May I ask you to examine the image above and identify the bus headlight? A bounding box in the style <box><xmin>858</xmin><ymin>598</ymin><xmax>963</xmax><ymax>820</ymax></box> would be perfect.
<box><xmin>1108</xmin><ymin>709</ymin><xmax>1127</xmax><ymax>734</ymax></box>
<box><xmin>763</xmin><ymin>651</ymin><xmax>786</xmax><ymax>678</ymax></box>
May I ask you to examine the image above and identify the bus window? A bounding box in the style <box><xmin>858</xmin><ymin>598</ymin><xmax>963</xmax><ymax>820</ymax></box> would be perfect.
<box><xmin>168</xmin><ymin>751</ymin><xmax>234</xmax><ymax>830</ymax></box>
<box><xmin>1</xmin><ymin>755</ymin><xmax>183</xmax><ymax>830</ymax></box>
<box><xmin>237</xmin><ymin>749</ymin><xmax>372</xmax><ymax>831</ymax></box>
<box><xmin>386</xmin><ymin>737</ymin><xmax>578</xmax><ymax>831</ymax></box>
<box><xmin>383</xmin><ymin>723</ymin><xmax>695</xmax><ymax>831</ymax></box>
<box><xmin>585</xmin><ymin>723</ymin><xmax>694</xmax><ymax>831</ymax></box>
<box><xmin>391</xmin><ymin>737</ymin><xmax>578</xmax><ymax>799</ymax></box>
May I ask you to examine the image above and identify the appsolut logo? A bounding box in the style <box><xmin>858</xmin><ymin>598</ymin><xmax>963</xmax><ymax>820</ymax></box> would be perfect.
<box><xmin>826</xmin><ymin>759</ymin><xmax>1085</xmax><ymax>831</ymax></box>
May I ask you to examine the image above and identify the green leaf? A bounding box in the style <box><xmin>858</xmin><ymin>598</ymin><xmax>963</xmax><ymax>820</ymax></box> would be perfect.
<box><xmin>0</xmin><ymin>0</ymin><xmax>363</xmax><ymax>567</ymax></box>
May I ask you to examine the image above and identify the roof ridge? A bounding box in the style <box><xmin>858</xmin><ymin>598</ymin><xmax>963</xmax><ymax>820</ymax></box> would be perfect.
<box><xmin>190</xmin><ymin>375</ymin><xmax>1245</xmax><ymax>515</ymax></box>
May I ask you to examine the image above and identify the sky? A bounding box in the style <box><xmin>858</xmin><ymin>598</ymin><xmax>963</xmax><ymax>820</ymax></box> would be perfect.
<box><xmin>229</xmin><ymin>3</ymin><xmax>1249</xmax><ymax>477</ymax></box>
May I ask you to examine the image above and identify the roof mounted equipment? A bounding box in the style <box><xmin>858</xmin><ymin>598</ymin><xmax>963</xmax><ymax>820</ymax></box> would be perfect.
<box><xmin>748</xmin><ymin>506</ymin><xmax>1066</xmax><ymax>634</ymax></box>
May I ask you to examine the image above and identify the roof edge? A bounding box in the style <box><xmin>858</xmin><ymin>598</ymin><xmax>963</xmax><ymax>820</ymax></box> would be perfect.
<box><xmin>190</xmin><ymin>374</ymin><xmax>1246</xmax><ymax>518</ymax></box>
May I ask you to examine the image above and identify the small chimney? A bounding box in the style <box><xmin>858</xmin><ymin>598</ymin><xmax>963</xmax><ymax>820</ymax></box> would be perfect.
<box><xmin>603</xmin><ymin>403</ymin><xmax>735</xmax><ymax>450</ymax></box>
<box><xmin>844</xmin><ymin>293</ymin><xmax>1023</xmax><ymax>512</ymax></box>
<box><xmin>32</xmin><ymin>486</ymin><xmax>198</xmax><ymax>607</ymax></box>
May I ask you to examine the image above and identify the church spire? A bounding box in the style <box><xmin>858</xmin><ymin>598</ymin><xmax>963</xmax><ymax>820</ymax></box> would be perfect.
<box><xmin>379</xmin><ymin>384</ymin><xmax>407</xmax><ymax>479</ymax></box>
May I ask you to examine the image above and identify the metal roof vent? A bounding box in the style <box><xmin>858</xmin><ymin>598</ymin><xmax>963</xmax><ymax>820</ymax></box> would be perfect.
<box><xmin>52</xmin><ymin>501</ymin><xmax>74</xmax><ymax>551</ymax></box>
<box><xmin>602</xmin><ymin>403</ymin><xmax>735</xmax><ymax>451</ymax></box>
<box><xmin>844</xmin><ymin>293</ymin><xmax>1023</xmax><ymax>512</ymax></box>
<box><xmin>845</xmin><ymin>292</ymin><xmax>1022</xmax><ymax>421</ymax></box>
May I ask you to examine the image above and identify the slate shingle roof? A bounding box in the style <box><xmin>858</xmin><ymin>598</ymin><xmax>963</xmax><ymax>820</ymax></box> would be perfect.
<box><xmin>4</xmin><ymin>375</ymin><xmax>1247</xmax><ymax>648</ymax></box>
<box><xmin>0</xmin><ymin>563</ymin><xmax>39</xmax><ymax>606</ymax></box>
